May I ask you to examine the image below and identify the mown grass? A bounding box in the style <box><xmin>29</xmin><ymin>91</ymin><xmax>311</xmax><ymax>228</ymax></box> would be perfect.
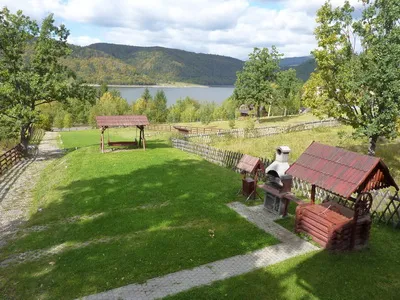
<box><xmin>212</xmin><ymin>125</ymin><xmax>400</xmax><ymax>183</ymax></box>
<box><xmin>166</xmin><ymin>225</ymin><xmax>400</xmax><ymax>300</ymax></box>
<box><xmin>162</xmin><ymin>124</ymin><xmax>400</xmax><ymax>300</ymax></box>
<box><xmin>174</xmin><ymin>113</ymin><xmax>319</xmax><ymax>130</ymax></box>
<box><xmin>0</xmin><ymin>131</ymin><xmax>278</xmax><ymax>299</ymax></box>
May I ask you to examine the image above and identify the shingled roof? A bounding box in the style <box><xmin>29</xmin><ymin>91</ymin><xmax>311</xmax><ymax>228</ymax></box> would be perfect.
<box><xmin>96</xmin><ymin>115</ymin><xmax>149</xmax><ymax>127</ymax></box>
<box><xmin>286</xmin><ymin>142</ymin><xmax>398</xmax><ymax>199</ymax></box>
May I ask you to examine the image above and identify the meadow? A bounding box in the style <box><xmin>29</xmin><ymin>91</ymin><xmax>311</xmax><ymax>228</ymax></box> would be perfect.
<box><xmin>0</xmin><ymin>129</ymin><xmax>277</xmax><ymax>299</ymax></box>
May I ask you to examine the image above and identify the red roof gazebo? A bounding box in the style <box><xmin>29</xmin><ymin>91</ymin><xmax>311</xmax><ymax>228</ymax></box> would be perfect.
<box><xmin>95</xmin><ymin>115</ymin><xmax>149</xmax><ymax>153</ymax></box>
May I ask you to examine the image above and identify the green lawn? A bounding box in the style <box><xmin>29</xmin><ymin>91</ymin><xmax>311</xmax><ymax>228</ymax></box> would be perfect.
<box><xmin>0</xmin><ymin>130</ymin><xmax>278</xmax><ymax>299</ymax></box>
<box><xmin>166</xmin><ymin>225</ymin><xmax>400</xmax><ymax>300</ymax></box>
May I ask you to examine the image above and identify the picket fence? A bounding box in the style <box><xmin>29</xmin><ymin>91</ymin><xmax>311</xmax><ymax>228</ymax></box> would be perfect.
<box><xmin>187</xmin><ymin>119</ymin><xmax>340</xmax><ymax>144</ymax></box>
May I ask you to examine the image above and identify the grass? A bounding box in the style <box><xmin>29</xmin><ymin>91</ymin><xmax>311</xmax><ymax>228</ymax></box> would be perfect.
<box><xmin>173</xmin><ymin>113</ymin><xmax>319</xmax><ymax>130</ymax></box>
<box><xmin>166</xmin><ymin>225</ymin><xmax>400</xmax><ymax>300</ymax></box>
<box><xmin>212</xmin><ymin>125</ymin><xmax>400</xmax><ymax>183</ymax></box>
<box><xmin>0</xmin><ymin>130</ymin><xmax>278</xmax><ymax>299</ymax></box>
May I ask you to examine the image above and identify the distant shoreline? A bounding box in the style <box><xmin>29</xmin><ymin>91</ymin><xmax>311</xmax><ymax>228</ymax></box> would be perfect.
<box><xmin>88</xmin><ymin>83</ymin><xmax>210</xmax><ymax>88</ymax></box>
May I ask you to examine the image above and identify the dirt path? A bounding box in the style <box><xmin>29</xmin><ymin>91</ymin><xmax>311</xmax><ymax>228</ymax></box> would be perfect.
<box><xmin>0</xmin><ymin>132</ymin><xmax>62</xmax><ymax>247</ymax></box>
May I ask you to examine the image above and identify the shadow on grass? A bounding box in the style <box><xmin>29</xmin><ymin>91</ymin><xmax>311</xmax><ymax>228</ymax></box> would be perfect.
<box><xmin>167</xmin><ymin>224</ymin><xmax>400</xmax><ymax>300</ymax></box>
<box><xmin>0</xmin><ymin>148</ymin><xmax>279</xmax><ymax>299</ymax></box>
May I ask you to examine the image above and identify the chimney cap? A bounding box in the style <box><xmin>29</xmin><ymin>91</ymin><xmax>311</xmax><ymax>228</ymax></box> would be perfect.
<box><xmin>277</xmin><ymin>146</ymin><xmax>291</xmax><ymax>154</ymax></box>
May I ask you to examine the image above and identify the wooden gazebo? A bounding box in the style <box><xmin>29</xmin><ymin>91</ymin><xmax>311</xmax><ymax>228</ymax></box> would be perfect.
<box><xmin>96</xmin><ymin>115</ymin><xmax>149</xmax><ymax>153</ymax></box>
<box><xmin>286</xmin><ymin>142</ymin><xmax>398</xmax><ymax>250</ymax></box>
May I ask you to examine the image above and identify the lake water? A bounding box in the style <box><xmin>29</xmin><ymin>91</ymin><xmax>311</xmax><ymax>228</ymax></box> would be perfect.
<box><xmin>110</xmin><ymin>86</ymin><xmax>234</xmax><ymax>106</ymax></box>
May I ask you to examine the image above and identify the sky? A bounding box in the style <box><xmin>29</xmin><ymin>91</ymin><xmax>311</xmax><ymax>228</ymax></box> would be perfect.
<box><xmin>1</xmin><ymin>0</ymin><xmax>361</xmax><ymax>60</ymax></box>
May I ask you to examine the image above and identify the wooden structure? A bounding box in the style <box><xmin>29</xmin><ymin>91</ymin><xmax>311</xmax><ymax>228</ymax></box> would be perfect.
<box><xmin>236</xmin><ymin>154</ymin><xmax>265</xmax><ymax>201</ymax></box>
<box><xmin>286</xmin><ymin>142</ymin><xmax>399</xmax><ymax>250</ymax></box>
<box><xmin>96</xmin><ymin>115</ymin><xmax>149</xmax><ymax>153</ymax></box>
<box><xmin>0</xmin><ymin>144</ymin><xmax>23</xmax><ymax>176</ymax></box>
<box><xmin>173</xmin><ymin>126</ymin><xmax>190</xmax><ymax>135</ymax></box>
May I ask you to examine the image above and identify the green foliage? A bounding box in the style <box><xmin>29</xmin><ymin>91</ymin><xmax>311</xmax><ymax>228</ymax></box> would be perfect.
<box><xmin>228</xmin><ymin>119</ymin><xmax>236</xmax><ymax>129</ymax></box>
<box><xmin>304</xmin><ymin>0</ymin><xmax>400</xmax><ymax>155</ymax></box>
<box><xmin>88</xmin><ymin>43</ymin><xmax>245</xmax><ymax>85</ymax></box>
<box><xmin>63</xmin><ymin>113</ymin><xmax>73</xmax><ymax>129</ymax></box>
<box><xmin>233</xmin><ymin>47</ymin><xmax>282</xmax><ymax>118</ymax></box>
<box><xmin>197</xmin><ymin>102</ymin><xmax>217</xmax><ymax>125</ymax></box>
<box><xmin>275</xmin><ymin>69</ymin><xmax>302</xmax><ymax>115</ymax></box>
<box><xmin>0</xmin><ymin>8</ymin><xmax>95</xmax><ymax>148</ymax></box>
<box><xmin>89</xmin><ymin>92</ymin><xmax>130</xmax><ymax>126</ymax></box>
<box><xmin>152</xmin><ymin>90</ymin><xmax>168</xmax><ymax>123</ymax></box>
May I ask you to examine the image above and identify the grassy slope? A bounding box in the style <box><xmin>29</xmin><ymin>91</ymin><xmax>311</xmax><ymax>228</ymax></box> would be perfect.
<box><xmin>174</xmin><ymin>113</ymin><xmax>319</xmax><ymax>130</ymax></box>
<box><xmin>167</xmin><ymin>225</ymin><xmax>400</xmax><ymax>300</ymax></box>
<box><xmin>0</xmin><ymin>130</ymin><xmax>277</xmax><ymax>299</ymax></box>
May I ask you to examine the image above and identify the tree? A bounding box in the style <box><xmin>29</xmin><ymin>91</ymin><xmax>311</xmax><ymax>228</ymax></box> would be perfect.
<box><xmin>63</xmin><ymin>113</ymin><xmax>73</xmax><ymax>130</ymax></box>
<box><xmin>98</xmin><ymin>82</ymin><xmax>108</xmax><ymax>98</ymax></box>
<box><xmin>152</xmin><ymin>90</ymin><xmax>168</xmax><ymax>123</ymax></box>
<box><xmin>233</xmin><ymin>47</ymin><xmax>282</xmax><ymax>119</ymax></box>
<box><xmin>141</xmin><ymin>88</ymin><xmax>152</xmax><ymax>102</ymax></box>
<box><xmin>275</xmin><ymin>69</ymin><xmax>302</xmax><ymax>115</ymax></box>
<box><xmin>132</xmin><ymin>98</ymin><xmax>148</xmax><ymax>115</ymax></box>
<box><xmin>304</xmin><ymin>0</ymin><xmax>400</xmax><ymax>155</ymax></box>
<box><xmin>0</xmin><ymin>8</ymin><xmax>95</xmax><ymax>150</ymax></box>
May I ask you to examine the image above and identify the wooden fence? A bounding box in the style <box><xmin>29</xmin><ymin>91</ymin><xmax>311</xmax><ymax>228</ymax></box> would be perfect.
<box><xmin>147</xmin><ymin>124</ymin><xmax>220</xmax><ymax>134</ymax></box>
<box><xmin>172</xmin><ymin>138</ymin><xmax>399</xmax><ymax>228</ymax></box>
<box><xmin>292</xmin><ymin>177</ymin><xmax>400</xmax><ymax>228</ymax></box>
<box><xmin>171</xmin><ymin>138</ymin><xmax>270</xmax><ymax>171</ymax></box>
<box><xmin>0</xmin><ymin>144</ymin><xmax>23</xmax><ymax>176</ymax></box>
<box><xmin>187</xmin><ymin>119</ymin><xmax>340</xmax><ymax>144</ymax></box>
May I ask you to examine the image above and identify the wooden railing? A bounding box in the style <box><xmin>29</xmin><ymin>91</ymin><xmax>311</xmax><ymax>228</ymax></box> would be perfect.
<box><xmin>0</xmin><ymin>144</ymin><xmax>23</xmax><ymax>176</ymax></box>
<box><xmin>147</xmin><ymin>124</ymin><xmax>220</xmax><ymax>134</ymax></box>
<box><xmin>171</xmin><ymin>138</ymin><xmax>270</xmax><ymax>172</ymax></box>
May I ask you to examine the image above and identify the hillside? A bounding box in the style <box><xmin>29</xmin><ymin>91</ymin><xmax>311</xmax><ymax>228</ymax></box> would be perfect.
<box><xmin>62</xmin><ymin>45</ymin><xmax>155</xmax><ymax>85</ymax></box>
<box><xmin>87</xmin><ymin>43</ymin><xmax>244</xmax><ymax>85</ymax></box>
<box><xmin>62</xmin><ymin>43</ymin><xmax>316</xmax><ymax>85</ymax></box>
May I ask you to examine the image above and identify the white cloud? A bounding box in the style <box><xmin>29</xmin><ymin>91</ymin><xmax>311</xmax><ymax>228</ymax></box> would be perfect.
<box><xmin>68</xmin><ymin>35</ymin><xmax>101</xmax><ymax>46</ymax></box>
<box><xmin>1</xmin><ymin>0</ymin><xmax>362</xmax><ymax>59</ymax></box>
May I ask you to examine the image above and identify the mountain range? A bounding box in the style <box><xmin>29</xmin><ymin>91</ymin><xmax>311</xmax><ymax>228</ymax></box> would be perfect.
<box><xmin>64</xmin><ymin>43</ymin><xmax>316</xmax><ymax>86</ymax></box>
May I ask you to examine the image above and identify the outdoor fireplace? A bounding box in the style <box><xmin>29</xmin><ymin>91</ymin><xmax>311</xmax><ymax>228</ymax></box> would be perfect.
<box><xmin>259</xmin><ymin>146</ymin><xmax>296</xmax><ymax>216</ymax></box>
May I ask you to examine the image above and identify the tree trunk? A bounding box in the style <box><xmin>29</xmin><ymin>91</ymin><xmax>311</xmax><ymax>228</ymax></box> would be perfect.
<box><xmin>256</xmin><ymin>105</ymin><xmax>261</xmax><ymax>122</ymax></box>
<box><xmin>268</xmin><ymin>105</ymin><xmax>271</xmax><ymax>117</ymax></box>
<box><xmin>20</xmin><ymin>125</ymin><xmax>30</xmax><ymax>154</ymax></box>
<box><xmin>368</xmin><ymin>135</ymin><xmax>378</xmax><ymax>156</ymax></box>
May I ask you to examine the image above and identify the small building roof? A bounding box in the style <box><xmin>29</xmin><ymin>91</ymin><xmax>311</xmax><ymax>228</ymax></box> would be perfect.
<box><xmin>237</xmin><ymin>154</ymin><xmax>264</xmax><ymax>174</ymax></box>
<box><xmin>96</xmin><ymin>115</ymin><xmax>149</xmax><ymax>127</ymax></box>
<box><xmin>286</xmin><ymin>142</ymin><xmax>398</xmax><ymax>199</ymax></box>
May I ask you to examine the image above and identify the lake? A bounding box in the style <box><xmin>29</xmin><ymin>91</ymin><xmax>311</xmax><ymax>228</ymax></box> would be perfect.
<box><xmin>110</xmin><ymin>86</ymin><xmax>234</xmax><ymax>106</ymax></box>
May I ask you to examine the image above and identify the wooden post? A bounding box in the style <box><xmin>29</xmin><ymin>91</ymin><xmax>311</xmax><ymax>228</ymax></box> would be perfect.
<box><xmin>142</xmin><ymin>127</ymin><xmax>146</xmax><ymax>151</ymax></box>
<box><xmin>100</xmin><ymin>127</ymin><xmax>105</xmax><ymax>153</ymax></box>
<box><xmin>311</xmin><ymin>184</ymin><xmax>316</xmax><ymax>204</ymax></box>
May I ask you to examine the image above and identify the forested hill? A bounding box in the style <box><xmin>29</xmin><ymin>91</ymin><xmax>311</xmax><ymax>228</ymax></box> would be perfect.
<box><xmin>63</xmin><ymin>42</ymin><xmax>315</xmax><ymax>85</ymax></box>
<box><xmin>86</xmin><ymin>43</ymin><xmax>245</xmax><ymax>85</ymax></box>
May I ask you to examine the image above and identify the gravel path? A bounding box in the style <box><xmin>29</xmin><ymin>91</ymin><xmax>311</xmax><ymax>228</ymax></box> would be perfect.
<box><xmin>0</xmin><ymin>132</ymin><xmax>62</xmax><ymax>248</ymax></box>
<box><xmin>82</xmin><ymin>202</ymin><xmax>318</xmax><ymax>300</ymax></box>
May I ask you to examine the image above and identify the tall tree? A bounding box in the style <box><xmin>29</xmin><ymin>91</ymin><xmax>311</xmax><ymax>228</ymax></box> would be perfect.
<box><xmin>0</xmin><ymin>8</ymin><xmax>95</xmax><ymax>150</ymax></box>
<box><xmin>303</xmin><ymin>0</ymin><xmax>400</xmax><ymax>155</ymax></box>
<box><xmin>233</xmin><ymin>47</ymin><xmax>282</xmax><ymax>119</ymax></box>
<box><xmin>274</xmin><ymin>69</ymin><xmax>302</xmax><ymax>115</ymax></box>
<box><xmin>152</xmin><ymin>90</ymin><xmax>168</xmax><ymax>123</ymax></box>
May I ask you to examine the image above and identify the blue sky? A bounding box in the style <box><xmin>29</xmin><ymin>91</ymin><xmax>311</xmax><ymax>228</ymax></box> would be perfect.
<box><xmin>1</xmin><ymin>0</ymin><xmax>360</xmax><ymax>60</ymax></box>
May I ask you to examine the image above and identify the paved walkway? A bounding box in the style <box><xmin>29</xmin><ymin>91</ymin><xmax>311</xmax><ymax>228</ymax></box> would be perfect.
<box><xmin>82</xmin><ymin>202</ymin><xmax>318</xmax><ymax>300</ymax></box>
<box><xmin>0</xmin><ymin>132</ymin><xmax>62</xmax><ymax>248</ymax></box>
